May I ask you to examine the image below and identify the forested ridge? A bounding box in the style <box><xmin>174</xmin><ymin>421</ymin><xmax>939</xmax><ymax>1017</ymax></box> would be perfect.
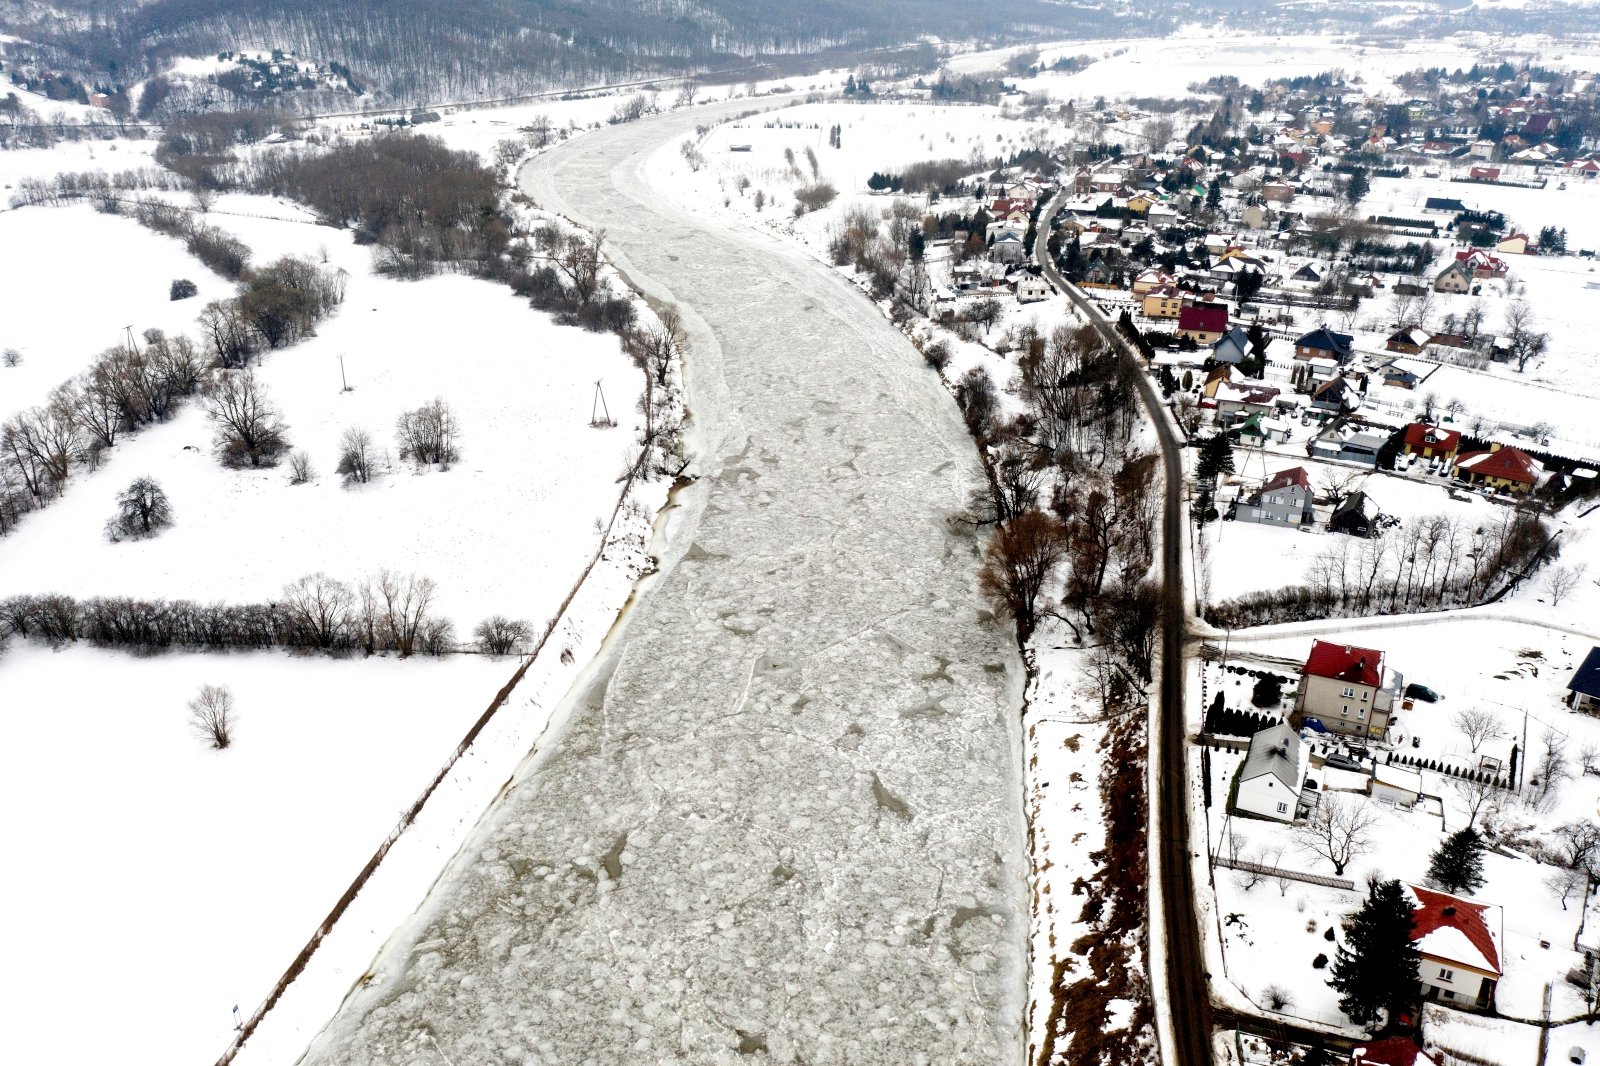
<box><xmin>0</xmin><ymin>0</ymin><xmax>1130</xmax><ymax>106</ymax></box>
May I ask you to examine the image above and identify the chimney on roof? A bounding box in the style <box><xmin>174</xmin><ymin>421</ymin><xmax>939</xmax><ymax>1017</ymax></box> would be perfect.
<box><xmin>1442</xmin><ymin>905</ymin><xmax>1456</xmax><ymax>917</ymax></box>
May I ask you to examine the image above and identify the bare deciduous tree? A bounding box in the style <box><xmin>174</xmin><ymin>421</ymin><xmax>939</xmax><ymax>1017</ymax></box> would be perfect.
<box><xmin>1296</xmin><ymin>793</ymin><xmax>1380</xmax><ymax>876</ymax></box>
<box><xmin>554</xmin><ymin>231</ymin><xmax>605</xmax><ymax>305</ymax></box>
<box><xmin>201</xmin><ymin>369</ymin><xmax>290</xmax><ymax>468</ymax></box>
<box><xmin>1546</xmin><ymin>867</ymin><xmax>1587</xmax><ymax>911</ymax></box>
<box><xmin>189</xmin><ymin>684</ymin><xmax>236</xmax><ymax>749</ymax></box>
<box><xmin>288</xmin><ymin>450</ymin><xmax>314</xmax><ymax>484</ymax></box>
<box><xmin>105</xmin><ymin>476</ymin><xmax>173</xmax><ymax>541</ymax></box>
<box><xmin>1452</xmin><ymin>775</ymin><xmax>1499</xmax><ymax>830</ymax></box>
<box><xmin>336</xmin><ymin>427</ymin><xmax>376</xmax><ymax>485</ymax></box>
<box><xmin>978</xmin><ymin>509</ymin><xmax>1070</xmax><ymax>646</ymax></box>
<box><xmin>279</xmin><ymin>573</ymin><xmax>354</xmax><ymax>649</ymax></box>
<box><xmin>475</xmin><ymin>615</ymin><xmax>533</xmax><ymax>655</ymax></box>
<box><xmin>1529</xmin><ymin>727</ymin><xmax>1570</xmax><ymax>807</ymax></box>
<box><xmin>1543</xmin><ymin>564</ymin><xmax>1586</xmax><ymax>607</ymax></box>
<box><xmin>361</xmin><ymin>570</ymin><xmax>440</xmax><ymax>657</ymax></box>
<box><xmin>1453</xmin><ymin>707</ymin><xmax>1505</xmax><ymax>754</ymax></box>
<box><xmin>395</xmin><ymin>398</ymin><xmax>459</xmax><ymax>470</ymax></box>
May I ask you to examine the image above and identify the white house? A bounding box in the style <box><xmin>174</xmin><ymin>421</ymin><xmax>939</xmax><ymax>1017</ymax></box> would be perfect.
<box><xmin>1405</xmin><ymin>884</ymin><xmax>1504</xmax><ymax>1011</ymax></box>
<box><xmin>1234</xmin><ymin>723</ymin><xmax>1307</xmax><ymax>822</ymax></box>
<box><xmin>1015</xmin><ymin>276</ymin><xmax>1052</xmax><ymax>303</ymax></box>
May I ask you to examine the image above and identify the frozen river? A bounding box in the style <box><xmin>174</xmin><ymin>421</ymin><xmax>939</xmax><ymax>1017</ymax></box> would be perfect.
<box><xmin>302</xmin><ymin>100</ymin><xmax>1027</xmax><ymax>1065</ymax></box>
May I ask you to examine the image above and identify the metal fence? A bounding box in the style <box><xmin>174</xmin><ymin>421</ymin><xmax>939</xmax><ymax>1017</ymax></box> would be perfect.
<box><xmin>1215</xmin><ymin>855</ymin><xmax>1355</xmax><ymax>891</ymax></box>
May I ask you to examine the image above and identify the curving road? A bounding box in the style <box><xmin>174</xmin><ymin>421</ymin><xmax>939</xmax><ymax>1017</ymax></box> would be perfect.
<box><xmin>300</xmin><ymin>102</ymin><xmax>1028</xmax><ymax>1064</ymax></box>
<box><xmin>1037</xmin><ymin>193</ymin><xmax>1212</xmax><ymax>1066</ymax></box>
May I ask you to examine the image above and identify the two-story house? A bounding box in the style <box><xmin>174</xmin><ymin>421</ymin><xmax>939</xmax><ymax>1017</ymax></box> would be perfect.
<box><xmin>1294</xmin><ymin>325</ymin><xmax>1356</xmax><ymax>365</ymax></box>
<box><xmin>1403</xmin><ymin>423</ymin><xmax>1461</xmax><ymax>464</ymax></box>
<box><xmin>1294</xmin><ymin>639</ymin><xmax>1402</xmax><ymax>741</ymax></box>
<box><xmin>1235</xmin><ymin>466</ymin><xmax>1315</xmax><ymax>527</ymax></box>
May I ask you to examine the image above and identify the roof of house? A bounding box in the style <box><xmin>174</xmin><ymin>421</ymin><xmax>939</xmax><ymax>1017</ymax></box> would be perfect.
<box><xmin>1372</xmin><ymin>762</ymin><xmax>1422</xmax><ymax>793</ymax></box>
<box><xmin>1179</xmin><ymin>304</ymin><xmax>1229</xmax><ymax>333</ymax></box>
<box><xmin>1262</xmin><ymin>467</ymin><xmax>1311</xmax><ymax>494</ymax></box>
<box><xmin>1351</xmin><ymin>1036</ymin><xmax>1440</xmax><ymax>1066</ymax></box>
<box><xmin>1404</xmin><ymin>423</ymin><xmax>1461</xmax><ymax>452</ymax></box>
<box><xmin>1216</xmin><ymin>382</ymin><xmax>1280</xmax><ymax>406</ymax></box>
<box><xmin>1213</xmin><ymin>326</ymin><xmax>1251</xmax><ymax>357</ymax></box>
<box><xmin>1305</xmin><ymin>639</ymin><xmax>1385</xmax><ymax>687</ymax></box>
<box><xmin>1436</xmin><ymin>259</ymin><xmax>1472</xmax><ymax>278</ymax></box>
<box><xmin>1388</xmin><ymin>326</ymin><xmax>1432</xmax><ymax>348</ymax></box>
<box><xmin>1331</xmin><ymin>490</ymin><xmax>1378</xmax><ymax>524</ymax></box>
<box><xmin>1569</xmin><ymin>646</ymin><xmax>1600</xmax><ymax>699</ymax></box>
<box><xmin>1425</xmin><ymin>196</ymin><xmax>1466</xmax><ymax>211</ymax></box>
<box><xmin>1405</xmin><ymin>883</ymin><xmax>1504</xmax><ymax>976</ymax></box>
<box><xmin>1240</xmin><ymin>723</ymin><xmax>1304</xmax><ymax>792</ymax></box>
<box><xmin>1456</xmin><ymin>445</ymin><xmax>1541</xmax><ymax>484</ymax></box>
<box><xmin>1296</xmin><ymin>325</ymin><xmax>1355</xmax><ymax>358</ymax></box>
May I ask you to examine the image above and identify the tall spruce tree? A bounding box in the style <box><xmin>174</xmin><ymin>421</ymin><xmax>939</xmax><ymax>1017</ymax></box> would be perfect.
<box><xmin>1197</xmin><ymin>433</ymin><xmax>1236</xmax><ymax>484</ymax></box>
<box><xmin>1425</xmin><ymin>827</ymin><xmax>1487</xmax><ymax>894</ymax></box>
<box><xmin>1328</xmin><ymin>877</ymin><xmax>1421</xmax><ymax>1027</ymax></box>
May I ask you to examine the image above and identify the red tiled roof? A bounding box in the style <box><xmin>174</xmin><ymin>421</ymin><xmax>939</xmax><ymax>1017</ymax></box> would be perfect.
<box><xmin>1179</xmin><ymin>305</ymin><xmax>1228</xmax><ymax>333</ymax></box>
<box><xmin>1352</xmin><ymin>1036</ymin><xmax>1438</xmax><ymax>1066</ymax></box>
<box><xmin>1407</xmin><ymin>884</ymin><xmax>1502</xmax><ymax>975</ymax></box>
<box><xmin>1403</xmin><ymin>422</ymin><xmax>1461</xmax><ymax>452</ymax></box>
<box><xmin>1262</xmin><ymin>467</ymin><xmax>1310</xmax><ymax>494</ymax></box>
<box><xmin>1456</xmin><ymin>445</ymin><xmax>1540</xmax><ymax>485</ymax></box>
<box><xmin>1304</xmin><ymin>639</ymin><xmax>1385</xmax><ymax>687</ymax></box>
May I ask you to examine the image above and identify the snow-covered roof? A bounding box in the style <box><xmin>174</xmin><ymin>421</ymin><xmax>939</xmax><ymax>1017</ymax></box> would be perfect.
<box><xmin>1240</xmin><ymin>723</ymin><xmax>1304</xmax><ymax>793</ymax></box>
<box><xmin>1404</xmin><ymin>884</ymin><xmax>1504</xmax><ymax>976</ymax></box>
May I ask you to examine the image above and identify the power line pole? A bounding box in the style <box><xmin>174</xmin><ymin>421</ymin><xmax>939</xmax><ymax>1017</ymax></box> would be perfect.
<box><xmin>337</xmin><ymin>353</ymin><xmax>352</xmax><ymax>393</ymax></box>
<box><xmin>590</xmin><ymin>380</ymin><xmax>613</xmax><ymax>427</ymax></box>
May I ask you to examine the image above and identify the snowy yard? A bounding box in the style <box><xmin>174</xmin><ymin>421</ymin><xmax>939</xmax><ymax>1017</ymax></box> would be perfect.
<box><xmin>0</xmin><ymin>642</ymin><xmax>512</xmax><ymax>1065</ymax></box>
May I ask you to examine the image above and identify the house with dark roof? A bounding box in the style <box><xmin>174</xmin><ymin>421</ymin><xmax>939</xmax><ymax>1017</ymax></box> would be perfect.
<box><xmin>1211</xmin><ymin>325</ymin><xmax>1252</xmax><ymax>365</ymax></box>
<box><xmin>1403</xmin><ymin>423</ymin><xmax>1461</xmax><ymax>462</ymax></box>
<box><xmin>1424</xmin><ymin>196</ymin><xmax>1466</xmax><ymax>214</ymax></box>
<box><xmin>1294</xmin><ymin>325</ymin><xmax>1356</xmax><ymax>364</ymax></box>
<box><xmin>1233</xmin><ymin>723</ymin><xmax>1307</xmax><ymax>822</ymax></box>
<box><xmin>1349</xmin><ymin>1036</ymin><xmax>1440</xmax><ymax>1066</ymax></box>
<box><xmin>1295</xmin><ymin>639</ymin><xmax>1402</xmax><ymax>741</ymax></box>
<box><xmin>1567</xmin><ymin>646</ymin><xmax>1600</xmax><ymax>713</ymax></box>
<box><xmin>1454</xmin><ymin>443</ymin><xmax>1541</xmax><ymax>494</ymax></box>
<box><xmin>1178</xmin><ymin>303</ymin><xmax>1229</xmax><ymax>345</ymax></box>
<box><xmin>1386</xmin><ymin>326</ymin><xmax>1433</xmax><ymax>354</ymax></box>
<box><xmin>1236</xmin><ymin>466</ymin><xmax>1315</xmax><ymax>527</ymax></box>
<box><xmin>1329</xmin><ymin>491</ymin><xmax>1380</xmax><ymax>537</ymax></box>
<box><xmin>1405</xmin><ymin>883</ymin><xmax>1503</xmax><ymax>1011</ymax></box>
<box><xmin>1309</xmin><ymin>374</ymin><xmax>1359</xmax><ymax>417</ymax></box>
<box><xmin>1376</xmin><ymin>360</ymin><xmax>1421</xmax><ymax>389</ymax></box>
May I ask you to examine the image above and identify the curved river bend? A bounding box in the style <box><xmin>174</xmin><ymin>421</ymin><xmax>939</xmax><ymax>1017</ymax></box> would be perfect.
<box><xmin>302</xmin><ymin>100</ymin><xmax>1027</xmax><ymax>1066</ymax></box>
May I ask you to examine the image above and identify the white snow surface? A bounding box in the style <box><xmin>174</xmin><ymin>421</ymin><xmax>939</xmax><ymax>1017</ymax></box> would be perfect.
<box><xmin>296</xmin><ymin>97</ymin><xmax>1028</xmax><ymax>1065</ymax></box>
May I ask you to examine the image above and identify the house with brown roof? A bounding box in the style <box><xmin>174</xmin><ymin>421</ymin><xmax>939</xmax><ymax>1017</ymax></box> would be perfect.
<box><xmin>1405</xmin><ymin>884</ymin><xmax>1503</xmax><ymax>1011</ymax></box>
<box><xmin>1294</xmin><ymin>639</ymin><xmax>1402</xmax><ymax>741</ymax></box>
<box><xmin>1454</xmin><ymin>443</ymin><xmax>1541</xmax><ymax>494</ymax></box>
<box><xmin>1495</xmin><ymin>232</ymin><xmax>1530</xmax><ymax>255</ymax></box>
<box><xmin>1236</xmin><ymin>467</ymin><xmax>1315</xmax><ymax>528</ymax></box>
<box><xmin>1402</xmin><ymin>423</ymin><xmax>1461</xmax><ymax>463</ymax></box>
<box><xmin>1386</xmin><ymin>326</ymin><xmax>1433</xmax><ymax>354</ymax></box>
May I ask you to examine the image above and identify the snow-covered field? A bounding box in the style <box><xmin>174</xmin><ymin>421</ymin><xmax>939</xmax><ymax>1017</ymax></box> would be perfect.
<box><xmin>0</xmin><ymin>195</ymin><xmax>646</xmax><ymax>629</ymax></box>
<box><xmin>0</xmin><ymin>643</ymin><xmax>508</xmax><ymax>1064</ymax></box>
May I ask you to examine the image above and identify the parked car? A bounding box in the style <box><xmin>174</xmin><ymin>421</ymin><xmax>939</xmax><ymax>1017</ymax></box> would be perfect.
<box><xmin>1405</xmin><ymin>683</ymin><xmax>1441</xmax><ymax>703</ymax></box>
<box><xmin>1324</xmin><ymin>752</ymin><xmax>1366</xmax><ymax>772</ymax></box>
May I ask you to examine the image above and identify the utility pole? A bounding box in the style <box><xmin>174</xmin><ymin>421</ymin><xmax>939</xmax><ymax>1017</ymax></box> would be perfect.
<box><xmin>337</xmin><ymin>354</ymin><xmax>351</xmax><ymax>393</ymax></box>
<box><xmin>590</xmin><ymin>380</ymin><xmax>613</xmax><ymax>427</ymax></box>
<box><xmin>124</xmin><ymin>325</ymin><xmax>140</xmax><ymax>355</ymax></box>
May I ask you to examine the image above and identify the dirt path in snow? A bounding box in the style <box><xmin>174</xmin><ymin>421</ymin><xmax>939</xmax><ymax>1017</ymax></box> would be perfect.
<box><xmin>298</xmin><ymin>101</ymin><xmax>1028</xmax><ymax>1064</ymax></box>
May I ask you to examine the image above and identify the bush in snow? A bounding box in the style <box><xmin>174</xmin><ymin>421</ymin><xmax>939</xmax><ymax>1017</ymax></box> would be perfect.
<box><xmin>170</xmin><ymin>278</ymin><xmax>198</xmax><ymax>301</ymax></box>
<box><xmin>475</xmin><ymin>615</ymin><xmax>533</xmax><ymax>656</ymax></box>
<box><xmin>395</xmin><ymin>398</ymin><xmax>459</xmax><ymax>470</ymax></box>
<box><xmin>335</xmin><ymin>427</ymin><xmax>377</xmax><ymax>485</ymax></box>
<box><xmin>1262</xmin><ymin>985</ymin><xmax>1294</xmax><ymax>1011</ymax></box>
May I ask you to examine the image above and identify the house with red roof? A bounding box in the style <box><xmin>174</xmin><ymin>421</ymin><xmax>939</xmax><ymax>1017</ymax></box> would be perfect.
<box><xmin>1454</xmin><ymin>249</ymin><xmax>1508</xmax><ymax>279</ymax></box>
<box><xmin>1454</xmin><ymin>443</ymin><xmax>1541</xmax><ymax>495</ymax></box>
<box><xmin>1405</xmin><ymin>884</ymin><xmax>1503</xmax><ymax>1011</ymax></box>
<box><xmin>1349</xmin><ymin>1036</ymin><xmax>1440</xmax><ymax>1066</ymax></box>
<box><xmin>1402</xmin><ymin>423</ymin><xmax>1461</xmax><ymax>463</ymax></box>
<box><xmin>1178</xmin><ymin>303</ymin><xmax>1229</xmax><ymax>345</ymax></box>
<box><xmin>1294</xmin><ymin>639</ymin><xmax>1403</xmax><ymax>741</ymax></box>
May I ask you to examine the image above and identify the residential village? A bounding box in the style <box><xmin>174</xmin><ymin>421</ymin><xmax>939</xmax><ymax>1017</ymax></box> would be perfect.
<box><xmin>692</xmin><ymin>54</ymin><xmax>1600</xmax><ymax>1066</ymax></box>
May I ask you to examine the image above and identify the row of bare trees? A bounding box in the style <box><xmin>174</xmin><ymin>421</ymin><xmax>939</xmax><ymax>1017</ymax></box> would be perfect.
<box><xmin>0</xmin><ymin>571</ymin><xmax>461</xmax><ymax>657</ymax></box>
<box><xmin>1205</xmin><ymin>506</ymin><xmax>1553</xmax><ymax>628</ymax></box>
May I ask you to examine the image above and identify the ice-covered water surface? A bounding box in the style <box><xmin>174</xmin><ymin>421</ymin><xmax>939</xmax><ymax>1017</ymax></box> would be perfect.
<box><xmin>302</xmin><ymin>102</ymin><xmax>1027</xmax><ymax>1065</ymax></box>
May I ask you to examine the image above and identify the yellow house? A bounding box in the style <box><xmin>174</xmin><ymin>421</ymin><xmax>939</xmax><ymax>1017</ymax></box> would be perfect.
<box><xmin>1142</xmin><ymin>286</ymin><xmax>1184</xmax><ymax>319</ymax></box>
<box><xmin>1453</xmin><ymin>443</ymin><xmax>1540</xmax><ymax>494</ymax></box>
<box><xmin>1126</xmin><ymin>193</ymin><xmax>1155</xmax><ymax>215</ymax></box>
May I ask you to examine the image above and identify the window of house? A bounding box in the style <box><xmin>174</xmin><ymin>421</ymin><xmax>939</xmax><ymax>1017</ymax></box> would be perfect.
<box><xmin>1341</xmin><ymin>687</ymin><xmax>1355</xmax><ymax>698</ymax></box>
<box><xmin>1441</xmin><ymin>989</ymin><xmax>1455</xmax><ymax>1000</ymax></box>
<box><xmin>1341</xmin><ymin>706</ymin><xmax>1349</xmax><ymax>717</ymax></box>
<box><xmin>1439</xmin><ymin>968</ymin><xmax>1454</xmax><ymax>981</ymax></box>
<box><xmin>1358</xmin><ymin>708</ymin><xmax>1365</xmax><ymax>719</ymax></box>
<box><xmin>1276</xmin><ymin>802</ymin><xmax>1289</xmax><ymax>814</ymax></box>
<box><xmin>1361</xmin><ymin>691</ymin><xmax>1368</xmax><ymax>702</ymax></box>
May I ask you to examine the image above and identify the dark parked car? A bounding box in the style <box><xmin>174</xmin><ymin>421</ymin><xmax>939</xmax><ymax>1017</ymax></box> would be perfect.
<box><xmin>1405</xmin><ymin>683</ymin><xmax>1441</xmax><ymax>703</ymax></box>
<box><xmin>1324</xmin><ymin>753</ymin><xmax>1366</xmax><ymax>772</ymax></box>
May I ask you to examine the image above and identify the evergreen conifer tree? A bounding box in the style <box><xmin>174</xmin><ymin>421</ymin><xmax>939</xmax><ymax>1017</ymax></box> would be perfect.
<box><xmin>1425</xmin><ymin>827</ymin><xmax>1487</xmax><ymax>894</ymax></box>
<box><xmin>1328</xmin><ymin>878</ymin><xmax>1421</xmax><ymax>1027</ymax></box>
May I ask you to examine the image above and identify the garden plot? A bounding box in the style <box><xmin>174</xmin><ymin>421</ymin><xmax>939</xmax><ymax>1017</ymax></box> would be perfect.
<box><xmin>0</xmin><ymin>642</ymin><xmax>511</xmax><ymax>1066</ymax></box>
<box><xmin>0</xmin><ymin>194</ymin><xmax>648</xmax><ymax>630</ymax></box>
<box><xmin>0</xmin><ymin>202</ymin><xmax>233</xmax><ymax>424</ymax></box>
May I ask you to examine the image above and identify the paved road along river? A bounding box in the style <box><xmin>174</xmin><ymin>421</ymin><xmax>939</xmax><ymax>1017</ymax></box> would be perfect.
<box><xmin>301</xmin><ymin>100</ymin><xmax>1027</xmax><ymax>1065</ymax></box>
